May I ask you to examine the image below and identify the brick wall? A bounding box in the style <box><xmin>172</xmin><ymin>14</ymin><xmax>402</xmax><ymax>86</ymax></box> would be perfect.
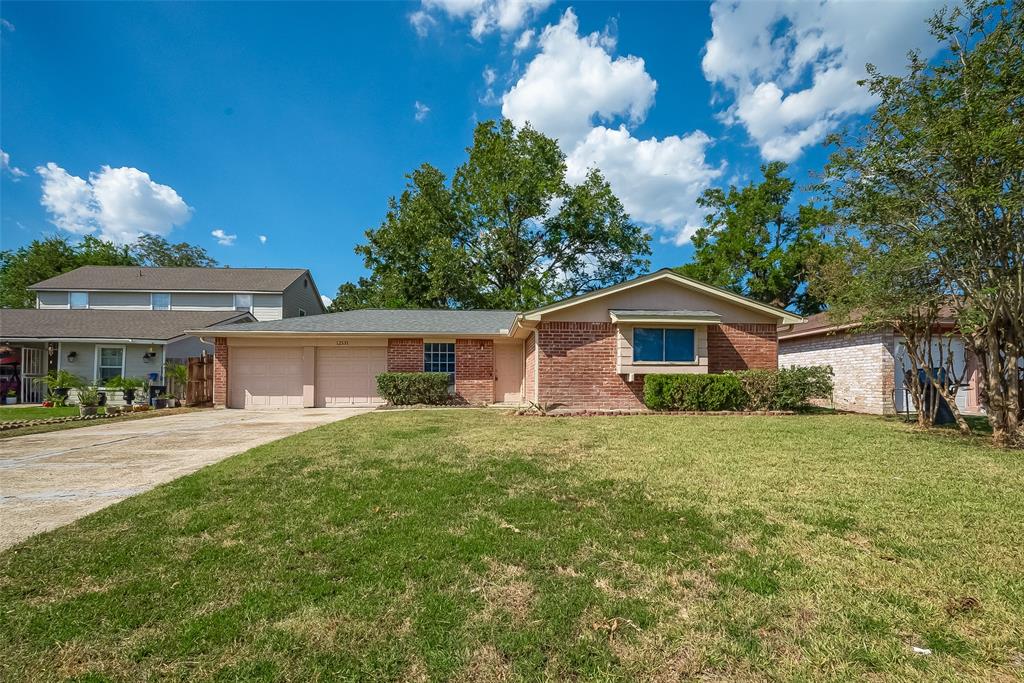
<box><xmin>779</xmin><ymin>330</ymin><xmax>896</xmax><ymax>415</ymax></box>
<box><xmin>387</xmin><ymin>338</ymin><xmax>424</xmax><ymax>372</ymax></box>
<box><xmin>455</xmin><ymin>339</ymin><xmax>494</xmax><ymax>404</ymax></box>
<box><xmin>537</xmin><ymin>322</ymin><xmax>644</xmax><ymax>410</ymax></box>
<box><xmin>213</xmin><ymin>337</ymin><xmax>228</xmax><ymax>407</ymax></box>
<box><xmin>707</xmin><ymin>323</ymin><xmax>778</xmax><ymax>373</ymax></box>
<box><xmin>523</xmin><ymin>331</ymin><xmax>536</xmax><ymax>404</ymax></box>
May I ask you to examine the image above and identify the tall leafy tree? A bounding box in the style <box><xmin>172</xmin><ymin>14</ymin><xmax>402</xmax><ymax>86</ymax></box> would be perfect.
<box><xmin>824</xmin><ymin>0</ymin><xmax>1022</xmax><ymax>447</ymax></box>
<box><xmin>0</xmin><ymin>234</ymin><xmax>216</xmax><ymax>309</ymax></box>
<box><xmin>332</xmin><ymin>119</ymin><xmax>651</xmax><ymax>311</ymax></box>
<box><xmin>676</xmin><ymin>162</ymin><xmax>829</xmax><ymax>315</ymax></box>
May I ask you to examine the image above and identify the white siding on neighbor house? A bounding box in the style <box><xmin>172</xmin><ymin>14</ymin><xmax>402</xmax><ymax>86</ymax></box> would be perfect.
<box><xmin>282</xmin><ymin>273</ymin><xmax>324</xmax><ymax>318</ymax></box>
<box><xmin>88</xmin><ymin>291</ymin><xmax>152</xmax><ymax>309</ymax></box>
<box><xmin>252</xmin><ymin>294</ymin><xmax>284</xmax><ymax>321</ymax></box>
<box><xmin>36</xmin><ymin>291</ymin><xmax>70</xmax><ymax>309</ymax></box>
<box><xmin>170</xmin><ymin>292</ymin><xmax>235</xmax><ymax>311</ymax></box>
<box><xmin>58</xmin><ymin>342</ymin><xmax>165</xmax><ymax>385</ymax></box>
<box><xmin>615</xmin><ymin>323</ymin><xmax>709</xmax><ymax>375</ymax></box>
<box><xmin>779</xmin><ymin>330</ymin><xmax>896</xmax><ymax>415</ymax></box>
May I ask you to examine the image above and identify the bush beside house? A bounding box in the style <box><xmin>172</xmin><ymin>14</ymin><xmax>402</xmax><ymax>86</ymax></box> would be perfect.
<box><xmin>643</xmin><ymin>366</ymin><xmax>833</xmax><ymax>412</ymax></box>
<box><xmin>376</xmin><ymin>372</ymin><xmax>451</xmax><ymax>405</ymax></box>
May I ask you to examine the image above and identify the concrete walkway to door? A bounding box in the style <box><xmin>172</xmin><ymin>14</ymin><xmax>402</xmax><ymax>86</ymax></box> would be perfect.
<box><xmin>0</xmin><ymin>408</ymin><xmax>370</xmax><ymax>550</ymax></box>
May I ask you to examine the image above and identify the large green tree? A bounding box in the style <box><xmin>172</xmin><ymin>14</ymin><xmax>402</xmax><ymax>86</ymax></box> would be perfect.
<box><xmin>0</xmin><ymin>234</ymin><xmax>217</xmax><ymax>309</ymax></box>
<box><xmin>823</xmin><ymin>0</ymin><xmax>1022</xmax><ymax>447</ymax></box>
<box><xmin>676</xmin><ymin>162</ymin><xmax>829</xmax><ymax>315</ymax></box>
<box><xmin>332</xmin><ymin>119</ymin><xmax>651</xmax><ymax>311</ymax></box>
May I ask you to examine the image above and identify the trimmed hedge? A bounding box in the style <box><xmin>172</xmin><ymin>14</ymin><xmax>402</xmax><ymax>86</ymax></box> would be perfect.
<box><xmin>376</xmin><ymin>372</ymin><xmax>451</xmax><ymax>405</ymax></box>
<box><xmin>643</xmin><ymin>374</ymin><xmax>746</xmax><ymax>411</ymax></box>
<box><xmin>643</xmin><ymin>365</ymin><xmax>833</xmax><ymax>412</ymax></box>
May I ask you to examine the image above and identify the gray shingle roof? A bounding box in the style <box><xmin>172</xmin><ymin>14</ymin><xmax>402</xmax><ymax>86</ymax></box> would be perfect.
<box><xmin>203</xmin><ymin>309</ymin><xmax>519</xmax><ymax>335</ymax></box>
<box><xmin>29</xmin><ymin>266</ymin><xmax>310</xmax><ymax>292</ymax></box>
<box><xmin>0</xmin><ymin>309</ymin><xmax>254</xmax><ymax>341</ymax></box>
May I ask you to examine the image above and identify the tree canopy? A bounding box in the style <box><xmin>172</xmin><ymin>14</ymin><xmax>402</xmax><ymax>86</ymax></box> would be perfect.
<box><xmin>676</xmin><ymin>162</ymin><xmax>829</xmax><ymax>316</ymax></box>
<box><xmin>0</xmin><ymin>234</ymin><xmax>218</xmax><ymax>309</ymax></box>
<box><xmin>331</xmin><ymin>119</ymin><xmax>651</xmax><ymax>311</ymax></box>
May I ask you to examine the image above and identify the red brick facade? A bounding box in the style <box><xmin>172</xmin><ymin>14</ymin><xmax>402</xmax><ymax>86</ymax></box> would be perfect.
<box><xmin>213</xmin><ymin>337</ymin><xmax>229</xmax><ymax>407</ymax></box>
<box><xmin>387</xmin><ymin>338</ymin><xmax>424</xmax><ymax>372</ymax></box>
<box><xmin>454</xmin><ymin>339</ymin><xmax>494</xmax><ymax>404</ymax></box>
<box><xmin>707</xmin><ymin>323</ymin><xmax>778</xmax><ymax>373</ymax></box>
<box><xmin>536</xmin><ymin>322</ymin><xmax>645</xmax><ymax>411</ymax></box>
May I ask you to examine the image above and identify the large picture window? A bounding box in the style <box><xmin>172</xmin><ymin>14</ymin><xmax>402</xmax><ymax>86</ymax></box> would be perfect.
<box><xmin>633</xmin><ymin>328</ymin><xmax>695</xmax><ymax>363</ymax></box>
<box><xmin>97</xmin><ymin>346</ymin><xmax>125</xmax><ymax>383</ymax></box>
<box><xmin>424</xmin><ymin>342</ymin><xmax>456</xmax><ymax>385</ymax></box>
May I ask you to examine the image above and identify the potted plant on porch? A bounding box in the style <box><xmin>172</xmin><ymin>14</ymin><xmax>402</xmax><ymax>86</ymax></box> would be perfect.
<box><xmin>165</xmin><ymin>363</ymin><xmax>188</xmax><ymax>407</ymax></box>
<box><xmin>33</xmin><ymin>369</ymin><xmax>83</xmax><ymax>407</ymax></box>
<box><xmin>107</xmin><ymin>376</ymin><xmax>146</xmax><ymax>405</ymax></box>
<box><xmin>77</xmin><ymin>385</ymin><xmax>101</xmax><ymax>416</ymax></box>
<box><xmin>4</xmin><ymin>389</ymin><xmax>15</xmax><ymax>405</ymax></box>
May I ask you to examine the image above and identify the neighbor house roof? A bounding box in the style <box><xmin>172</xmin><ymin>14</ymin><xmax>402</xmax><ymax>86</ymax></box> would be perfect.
<box><xmin>198</xmin><ymin>308</ymin><xmax>520</xmax><ymax>336</ymax></box>
<box><xmin>0</xmin><ymin>309</ymin><xmax>255</xmax><ymax>342</ymax></box>
<box><xmin>779</xmin><ymin>307</ymin><xmax>960</xmax><ymax>341</ymax></box>
<box><xmin>29</xmin><ymin>266</ymin><xmax>312</xmax><ymax>293</ymax></box>
<box><xmin>521</xmin><ymin>269</ymin><xmax>805</xmax><ymax>325</ymax></box>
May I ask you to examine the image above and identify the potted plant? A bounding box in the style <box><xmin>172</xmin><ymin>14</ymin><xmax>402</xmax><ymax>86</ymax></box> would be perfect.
<box><xmin>165</xmin><ymin>363</ymin><xmax>189</xmax><ymax>407</ymax></box>
<box><xmin>154</xmin><ymin>393</ymin><xmax>169</xmax><ymax>409</ymax></box>
<box><xmin>106</xmin><ymin>404</ymin><xmax>122</xmax><ymax>416</ymax></box>
<box><xmin>107</xmin><ymin>376</ymin><xmax>145</xmax><ymax>405</ymax></box>
<box><xmin>4</xmin><ymin>389</ymin><xmax>15</xmax><ymax>405</ymax></box>
<box><xmin>77</xmin><ymin>385</ymin><xmax>101</xmax><ymax>416</ymax></box>
<box><xmin>34</xmin><ymin>370</ymin><xmax>83</xmax><ymax>405</ymax></box>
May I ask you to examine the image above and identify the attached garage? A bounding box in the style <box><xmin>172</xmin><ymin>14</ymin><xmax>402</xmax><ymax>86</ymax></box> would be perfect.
<box><xmin>315</xmin><ymin>346</ymin><xmax>386</xmax><ymax>407</ymax></box>
<box><xmin>229</xmin><ymin>347</ymin><xmax>304</xmax><ymax>408</ymax></box>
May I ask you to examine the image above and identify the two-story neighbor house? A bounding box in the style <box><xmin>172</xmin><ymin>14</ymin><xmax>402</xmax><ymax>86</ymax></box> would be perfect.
<box><xmin>0</xmin><ymin>267</ymin><xmax>326</xmax><ymax>403</ymax></box>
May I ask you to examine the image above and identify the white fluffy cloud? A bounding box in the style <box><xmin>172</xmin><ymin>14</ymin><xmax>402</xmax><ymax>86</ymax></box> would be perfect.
<box><xmin>258</xmin><ymin>234</ymin><xmax>268</xmax><ymax>244</ymax></box>
<box><xmin>211</xmin><ymin>229</ymin><xmax>236</xmax><ymax>246</ymax></box>
<box><xmin>703</xmin><ymin>0</ymin><xmax>942</xmax><ymax>162</ymax></box>
<box><xmin>36</xmin><ymin>163</ymin><xmax>192</xmax><ymax>243</ymax></box>
<box><xmin>414</xmin><ymin>0</ymin><xmax>552</xmax><ymax>40</ymax></box>
<box><xmin>503</xmin><ymin>10</ymin><xmax>654</xmax><ymax>147</ymax></box>
<box><xmin>502</xmin><ymin>9</ymin><xmax>722</xmax><ymax>244</ymax></box>
<box><xmin>513</xmin><ymin>28</ymin><xmax>534</xmax><ymax>52</ymax></box>
<box><xmin>2</xmin><ymin>149</ymin><xmax>27</xmax><ymax>179</ymax></box>
<box><xmin>414</xmin><ymin>100</ymin><xmax>431</xmax><ymax>122</ymax></box>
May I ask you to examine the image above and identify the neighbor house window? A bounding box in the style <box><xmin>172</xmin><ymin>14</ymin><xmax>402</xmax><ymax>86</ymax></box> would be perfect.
<box><xmin>151</xmin><ymin>293</ymin><xmax>171</xmax><ymax>310</ymax></box>
<box><xmin>424</xmin><ymin>342</ymin><xmax>456</xmax><ymax>386</ymax></box>
<box><xmin>69</xmin><ymin>292</ymin><xmax>89</xmax><ymax>309</ymax></box>
<box><xmin>298</xmin><ymin>309</ymin><xmax>306</xmax><ymax>317</ymax></box>
<box><xmin>97</xmin><ymin>346</ymin><xmax>125</xmax><ymax>383</ymax></box>
<box><xmin>633</xmin><ymin>328</ymin><xmax>695</xmax><ymax>363</ymax></box>
<box><xmin>234</xmin><ymin>294</ymin><xmax>252</xmax><ymax>311</ymax></box>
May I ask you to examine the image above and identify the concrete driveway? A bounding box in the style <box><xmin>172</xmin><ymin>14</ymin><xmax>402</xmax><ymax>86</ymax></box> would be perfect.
<box><xmin>0</xmin><ymin>408</ymin><xmax>369</xmax><ymax>550</ymax></box>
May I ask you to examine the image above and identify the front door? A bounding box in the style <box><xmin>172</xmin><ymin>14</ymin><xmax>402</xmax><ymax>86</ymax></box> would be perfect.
<box><xmin>494</xmin><ymin>343</ymin><xmax>524</xmax><ymax>404</ymax></box>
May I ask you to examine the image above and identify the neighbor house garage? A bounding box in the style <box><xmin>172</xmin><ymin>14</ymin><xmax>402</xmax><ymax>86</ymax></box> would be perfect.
<box><xmin>194</xmin><ymin>270</ymin><xmax>803</xmax><ymax>411</ymax></box>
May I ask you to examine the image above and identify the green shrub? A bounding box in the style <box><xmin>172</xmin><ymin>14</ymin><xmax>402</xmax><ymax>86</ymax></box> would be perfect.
<box><xmin>376</xmin><ymin>372</ymin><xmax>451</xmax><ymax>405</ymax></box>
<box><xmin>643</xmin><ymin>374</ymin><xmax>746</xmax><ymax>411</ymax></box>
<box><xmin>734</xmin><ymin>366</ymin><xmax>834</xmax><ymax>410</ymax></box>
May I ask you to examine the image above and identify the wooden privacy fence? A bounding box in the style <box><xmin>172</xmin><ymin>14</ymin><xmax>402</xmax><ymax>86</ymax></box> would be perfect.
<box><xmin>186</xmin><ymin>355</ymin><xmax>213</xmax><ymax>406</ymax></box>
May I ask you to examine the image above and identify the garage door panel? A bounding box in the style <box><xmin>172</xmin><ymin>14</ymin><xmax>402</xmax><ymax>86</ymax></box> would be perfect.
<box><xmin>316</xmin><ymin>347</ymin><xmax>387</xmax><ymax>407</ymax></box>
<box><xmin>230</xmin><ymin>347</ymin><xmax>304</xmax><ymax>409</ymax></box>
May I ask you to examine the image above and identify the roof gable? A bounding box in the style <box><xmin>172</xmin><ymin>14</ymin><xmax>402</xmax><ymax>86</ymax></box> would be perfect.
<box><xmin>523</xmin><ymin>269</ymin><xmax>804</xmax><ymax>324</ymax></box>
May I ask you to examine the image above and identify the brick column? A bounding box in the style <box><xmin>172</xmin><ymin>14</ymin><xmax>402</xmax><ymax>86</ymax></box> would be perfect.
<box><xmin>455</xmin><ymin>339</ymin><xmax>494</xmax><ymax>404</ymax></box>
<box><xmin>387</xmin><ymin>338</ymin><xmax>424</xmax><ymax>372</ymax></box>
<box><xmin>213</xmin><ymin>337</ymin><xmax>229</xmax><ymax>407</ymax></box>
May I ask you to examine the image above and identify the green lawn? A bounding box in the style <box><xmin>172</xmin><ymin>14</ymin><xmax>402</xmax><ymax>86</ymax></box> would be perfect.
<box><xmin>0</xmin><ymin>406</ymin><xmax>83</xmax><ymax>421</ymax></box>
<box><xmin>1</xmin><ymin>411</ymin><xmax>1021</xmax><ymax>681</ymax></box>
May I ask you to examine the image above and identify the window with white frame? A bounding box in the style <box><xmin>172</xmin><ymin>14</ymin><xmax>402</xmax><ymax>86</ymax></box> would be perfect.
<box><xmin>298</xmin><ymin>308</ymin><xmax>306</xmax><ymax>317</ymax></box>
<box><xmin>97</xmin><ymin>347</ymin><xmax>125</xmax><ymax>383</ymax></box>
<box><xmin>151</xmin><ymin>292</ymin><xmax>171</xmax><ymax>310</ymax></box>
<box><xmin>69</xmin><ymin>292</ymin><xmax>89</xmax><ymax>309</ymax></box>
<box><xmin>633</xmin><ymin>328</ymin><xmax>696</xmax><ymax>363</ymax></box>
<box><xmin>424</xmin><ymin>342</ymin><xmax>456</xmax><ymax>386</ymax></box>
<box><xmin>234</xmin><ymin>293</ymin><xmax>252</xmax><ymax>311</ymax></box>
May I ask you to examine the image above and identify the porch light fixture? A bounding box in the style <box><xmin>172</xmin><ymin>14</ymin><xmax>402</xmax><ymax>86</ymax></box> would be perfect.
<box><xmin>66</xmin><ymin>351</ymin><xmax>77</xmax><ymax>363</ymax></box>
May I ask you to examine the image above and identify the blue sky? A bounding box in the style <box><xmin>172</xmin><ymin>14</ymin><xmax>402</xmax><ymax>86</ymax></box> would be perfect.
<box><xmin>0</xmin><ymin>1</ymin><xmax>942</xmax><ymax>301</ymax></box>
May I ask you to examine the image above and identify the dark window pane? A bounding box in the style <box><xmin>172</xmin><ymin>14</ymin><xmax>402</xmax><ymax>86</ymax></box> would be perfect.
<box><xmin>665</xmin><ymin>329</ymin><xmax>695</xmax><ymax>362</ymax></box>
<box><xmin>633</xmin><ymin>328</ymin><xmax>663</xmax><ymax>362</ymax></box>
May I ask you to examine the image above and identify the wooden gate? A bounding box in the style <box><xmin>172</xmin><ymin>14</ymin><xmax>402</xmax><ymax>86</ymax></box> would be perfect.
<box><xmin>186</xmin><ymin>355</ymin><xmax>213</xmax><ymax>406</ymax></box>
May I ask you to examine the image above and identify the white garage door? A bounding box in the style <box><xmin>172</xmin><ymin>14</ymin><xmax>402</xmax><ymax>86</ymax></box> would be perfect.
<box><xmin>316</xmin><ymin>346</ymin><xmax>387</xmax><ymax>407</ymax></box>
<box><xmin>230</xmin><ymin>347</ymin><xmax>304</xmax><ymax>408</ymax></box>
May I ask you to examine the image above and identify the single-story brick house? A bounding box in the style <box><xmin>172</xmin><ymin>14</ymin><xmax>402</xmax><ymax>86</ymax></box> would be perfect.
<box><xmin>193</xmin><ymin>269</ymin><xmax>803</xmax><ymax>411</ymax></box>
<box><xmin>778</xmin><ymin>311</ymin><xmax>985</xmax><ymax>416</ymax></box>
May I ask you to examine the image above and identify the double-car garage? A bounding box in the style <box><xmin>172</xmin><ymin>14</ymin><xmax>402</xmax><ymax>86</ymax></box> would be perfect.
<box><xmin>228</xmin><ymin>345</ymin><xmax>387</xmax><ymax>409</ymax></box>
